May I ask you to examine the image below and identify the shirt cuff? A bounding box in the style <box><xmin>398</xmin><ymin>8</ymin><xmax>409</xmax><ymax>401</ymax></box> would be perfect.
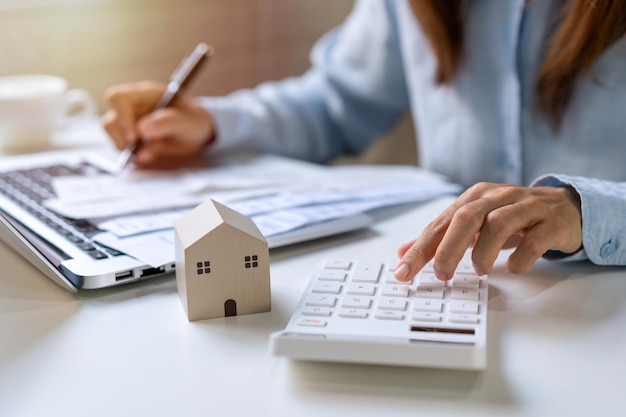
<box><xmin>531</xmin><ymin>175</ymin><xmax>589</xmax><ymax>262</ymax></box>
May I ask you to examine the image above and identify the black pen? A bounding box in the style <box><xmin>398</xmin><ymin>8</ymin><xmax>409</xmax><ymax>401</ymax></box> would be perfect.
<box><xmin>116</xmin><ymin>42</ymin><xmax>213</xmax><ymax>172</ymax></box>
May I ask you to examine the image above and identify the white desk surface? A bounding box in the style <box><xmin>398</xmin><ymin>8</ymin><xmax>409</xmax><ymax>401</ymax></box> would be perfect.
<box><xmin>1</xmin><ymin>131</ymin><xmax>626</xmax><ymax>417</ymax></box>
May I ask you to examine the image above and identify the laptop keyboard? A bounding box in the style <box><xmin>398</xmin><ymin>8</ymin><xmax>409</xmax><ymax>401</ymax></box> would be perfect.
<box><xmin>0</xmin><ymin>163</ymin><xmax>123</xmax><ymax>259</ymax></box>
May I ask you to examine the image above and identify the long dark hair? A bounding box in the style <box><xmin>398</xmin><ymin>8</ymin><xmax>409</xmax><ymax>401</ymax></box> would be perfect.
<box><xmin>409</xmin><ymin>0</ymin><xmax>626</xmax><ymax>127</ymax></box>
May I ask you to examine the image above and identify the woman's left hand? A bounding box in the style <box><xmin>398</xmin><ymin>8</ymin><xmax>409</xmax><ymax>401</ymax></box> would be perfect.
<box><xmin>393</xmin><ymin>182</ymin><xmax>583</xmax><ymax>281</ymax></box>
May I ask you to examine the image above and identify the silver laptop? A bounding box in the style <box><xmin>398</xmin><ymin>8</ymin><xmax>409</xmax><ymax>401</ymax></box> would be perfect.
<box><xmin>0</xmin><ymin>149</ymin><xmax>372</xmax><ymax>292</ymax></box>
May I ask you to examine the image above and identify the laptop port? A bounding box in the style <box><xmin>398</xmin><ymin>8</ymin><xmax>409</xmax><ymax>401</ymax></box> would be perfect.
<box><xmin>140</xmin><ymin>266</ymin><xmax>165</xmax><ymax>278</ymax></box>
<box><xmin>115</xmin><ymin>270</ymin><xmax>134</xmax><ymax>281</ymax></box>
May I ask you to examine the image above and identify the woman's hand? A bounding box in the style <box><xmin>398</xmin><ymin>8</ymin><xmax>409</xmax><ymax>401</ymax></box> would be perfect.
<box><xmin>102</xmin><ymin>81</ymin><xmax>216</xmax><ymax>169</ymax></box>
<box><xmin>394</xmin><ymin>183</ymin><xmax>583</xmax><ymax>281</ymax></box>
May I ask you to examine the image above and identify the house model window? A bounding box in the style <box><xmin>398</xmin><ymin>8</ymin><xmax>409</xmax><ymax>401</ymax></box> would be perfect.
<box><xmin>196</xmin><ymin>260</ymin><xmax>211</xmax><ymax>275</ymax></box>
<box><xmin>244</xmin><ymin>255</ymin><xmax>259</xmax><ymax>269</ymax></box>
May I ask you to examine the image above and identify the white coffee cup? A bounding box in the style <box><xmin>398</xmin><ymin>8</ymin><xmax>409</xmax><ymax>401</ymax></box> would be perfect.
<box><xmin>0</xmin><ymin>74</ymin><xmax>97</xmax><ymax>150</ymax></box>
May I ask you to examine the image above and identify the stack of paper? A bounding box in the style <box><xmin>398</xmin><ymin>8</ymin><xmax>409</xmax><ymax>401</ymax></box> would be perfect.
<box><xmin>45</xmin><ymin>154</ymin><xmax>461</xmax><ymax>268</ymax></box>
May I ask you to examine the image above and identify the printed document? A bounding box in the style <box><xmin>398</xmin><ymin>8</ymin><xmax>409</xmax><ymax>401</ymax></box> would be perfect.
<box><xmin>44</xmin><ymin>154</ymin><xmax>462</xmax><ymax>267</ymax></box>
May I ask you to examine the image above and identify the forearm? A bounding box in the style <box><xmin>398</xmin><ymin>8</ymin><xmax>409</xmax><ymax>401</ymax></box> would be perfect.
<box><xmin>198</xmin><ymin>71</ymin><xmax>348</xmax><ymax>163</ymax></box>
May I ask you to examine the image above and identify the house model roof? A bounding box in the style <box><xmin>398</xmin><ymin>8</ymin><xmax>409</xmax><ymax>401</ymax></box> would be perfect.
<box><xmin>175</xmin><ymin>199</ymin><xmax>266</xmax><ymax>247</ymax></box>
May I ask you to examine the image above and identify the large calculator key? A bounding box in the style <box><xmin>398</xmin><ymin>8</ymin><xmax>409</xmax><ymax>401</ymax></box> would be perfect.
<box><xmin>352</xmin><ymin>260</ymin><xmax>382</xmax><ymax>283</ymax></box>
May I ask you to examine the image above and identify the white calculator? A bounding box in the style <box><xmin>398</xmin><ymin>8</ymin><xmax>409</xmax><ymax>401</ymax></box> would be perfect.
<box><xmin>270</xmin><ymin>259</ymin><xmax>488</xmax><ymax>370</ymax></box>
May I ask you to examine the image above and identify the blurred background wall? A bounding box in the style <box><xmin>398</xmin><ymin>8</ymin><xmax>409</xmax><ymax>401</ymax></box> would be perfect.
<box><xmin>0</xmin><ymin>0</ymin><xmax>416</xmax><ymax>164</ymax></box>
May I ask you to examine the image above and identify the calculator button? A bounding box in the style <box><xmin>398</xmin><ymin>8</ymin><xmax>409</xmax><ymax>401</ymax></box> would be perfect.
<box><xmin>452</xmin><ymin>274</ymin><xmax>480</xmax><ymax>288</ymax></box>
<box><xmin>414</xmin><ymin>287</ymin><xmax>445</xmax><ymax>299</ymax></box>
<box><xmin>449</xmin><ymin>314</ymin><xmax>479</xmax><ymax>324</ymax></box>
<box><xmin>413</xmin><ymin>299</ymin><xmax>443</xmax><ymax>313</ymax></box>
<box><xmin>301</xmin><ymin>306</ymin><xmax>332</xmax><ymax>316</ymax></box>
<box><xmin>338</xmin><ymin>309</ymin><xmax>368</xmax><ymax>318</ymax></box>
<box><xmin>449</xmin><ymin>301</ymin><xmax>479</xmax><ymax>314</ymax></box>
<box><xmin>318</xmin><ymin>270</ymin><xmax>346</xmax><ymax>281</ymax></box>
<box><xmin>297</xmin><ymin>318</ymin><xmax>327</xmax><ymax>327</ymax></box>
<box><xmin>341</xmin><ymin>296</ymin><xmax>372</xmax><ymax>309</ymax></box>
<box><xmin>305</xmin><ymin>295</ymin><xmax>337</xmax><ymax>307</ymax></box>
<box><xmin>324</xmin><ymin>260</ymin><xmax>352</xmax><ymax>269</ymax></box>
<box><xmin>374</xmin><ymin>310</ymin><xmax>404</xmax><ymax>320</ymax></box>
<box><xmin>456</xmin><ymin>262</ymin><xmax>478</xmax><ymax>275</ymax></box>
<box><xmin>420</xmin><ymin>260</ymin><xmax>436</xmax><ymax>272</ymax></box>
<box><xmin>385</xmin><ymin>272</ymin><xmax>412</xmax><ymax>284</ymax></box>
<box><xmin>417</xmin><ymin>273</ymin><xmax>445</xmax><ymax>287</ymax></box>
<box><xmin>451</xmin><ymin>287</ymin><xmax>479</xmax><ymax>300</ymax></box>
<box><xmin>312</xmin><ymin>282</ymin><xmax>342</xmax><ymax>294</ymax></box>
<box><xmin>381</xmin><ymin>284</ymin><xmax>409</xmax><ymax>297</ymax></box>
<box><xmin>377</xmin><ymin>297</ymin><xmax>407</xmax><ymax>311</ymax></box>
<box><xmin>412</xmin><ymin>312</ymin><xmax>441</xmax><ymax>322</ymax></box>
<box><xmin>346</xmin><ymin>283</ymin><xmax>376</xmax><ymax>295</ymax></box>
<box><xmin>352</xmin><ymin>260</ymin><xmax>382</xmax><ymax>283</ymax></box>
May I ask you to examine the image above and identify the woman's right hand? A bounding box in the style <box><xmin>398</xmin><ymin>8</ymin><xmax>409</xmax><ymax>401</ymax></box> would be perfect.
<box><xmin>102</xmin><ymin>81</ymin><xmax>216</xmax><ymax>169</ymax></box>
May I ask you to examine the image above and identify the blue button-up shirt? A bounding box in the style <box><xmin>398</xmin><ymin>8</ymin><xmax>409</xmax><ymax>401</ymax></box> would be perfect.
<box><xmin>203</xmin><ymin>0</ymin><xmax>626</xmax><ymax>266</ymax></box>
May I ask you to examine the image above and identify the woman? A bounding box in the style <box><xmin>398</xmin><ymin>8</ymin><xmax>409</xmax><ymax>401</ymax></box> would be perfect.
<box><xmin>103</xmin><ymin>0</ymin><xmax>626</xmax><ymax>282</ymax></box>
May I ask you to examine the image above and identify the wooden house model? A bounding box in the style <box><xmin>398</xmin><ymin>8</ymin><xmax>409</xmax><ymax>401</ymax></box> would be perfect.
<box><xmin>174</xmin><ymin>199</ymin><xmax>271</xmax><ymax>321</ymax></box>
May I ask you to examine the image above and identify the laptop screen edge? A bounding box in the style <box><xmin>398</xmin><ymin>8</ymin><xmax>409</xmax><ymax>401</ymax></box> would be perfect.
<box><xmin>0</xmin><ymin>211</ymin><xmax>78</xmax><ymax>293</ymax></box>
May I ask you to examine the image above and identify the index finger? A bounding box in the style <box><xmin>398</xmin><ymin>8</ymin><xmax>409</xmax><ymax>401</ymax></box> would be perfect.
<box><xmin>393</xmin><ymin>203</ymin><xmax>458</xmax><ymax>282</ymax></box>
<box><xmin>104</xmin><ymin>85</ymin><xmax>142</xmax><ymax>146</ymax></box>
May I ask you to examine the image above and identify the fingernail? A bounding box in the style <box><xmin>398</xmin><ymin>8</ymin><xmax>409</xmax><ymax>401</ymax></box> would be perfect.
<box><xmin>394</xmin><ymin>262</ymin><xmax>411</xmax><ymax>281</ymax></box>
<box><xmin>433</xmin><ymin>263</ymin><xmax>451</xmax><ymax>281</ymax></box>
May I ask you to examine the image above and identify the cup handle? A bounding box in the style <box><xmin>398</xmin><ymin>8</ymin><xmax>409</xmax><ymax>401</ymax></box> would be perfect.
<box><xmin>61</xmin><ymin>88</ymin><xmax>97</xmax><ymax>129</ymax></box>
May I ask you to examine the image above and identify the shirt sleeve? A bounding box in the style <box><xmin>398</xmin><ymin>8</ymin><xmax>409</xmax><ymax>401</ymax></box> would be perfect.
<box><xmin>532</xmin><ymin>174</ymin><xmax>626</xmax><ymax>265</ymax></box>
<box><xmin>199</xmin><ymin>0</ymin><xmax>411</xmax><ymax>163</ymax></box>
